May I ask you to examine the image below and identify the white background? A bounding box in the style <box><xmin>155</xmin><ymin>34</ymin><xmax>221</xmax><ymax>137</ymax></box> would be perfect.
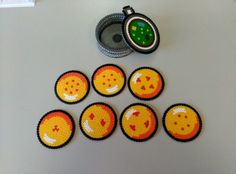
<box><xmin>0</xmin><ymin>0</ymin><xmax>236</xmax><ymax>174</ymax></box>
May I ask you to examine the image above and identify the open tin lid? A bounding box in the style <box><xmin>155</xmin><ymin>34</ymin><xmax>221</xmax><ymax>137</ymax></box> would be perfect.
<box><xmin>122</xmin><ymin>6</ymin><xmax>160</xmax><ymax>54</ymax></box>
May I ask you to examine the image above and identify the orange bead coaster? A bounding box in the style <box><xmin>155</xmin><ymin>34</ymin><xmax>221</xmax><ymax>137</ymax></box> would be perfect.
<box><xmin>54</xmin><ymin>71</ymin><xmax>90</xmax><ymax>104</ymax></box>
<box><xmin>79</xmin><ymin>102</ymin><xmax>117</xmax><ymax>140</ymax></box>
<box><xmin>128</xmin><ymin>67</ymin><xmax>164</xmax><ymax>100</ymax></box>
<box><xmin>92</xmin><ymin>64</ymin><xmax>126</xmax><ymax>97</ymax></box>
<box><xmin>120</xmin><ymin>103</ymin><xmax>158</xmax><ymax>142</ymax></box>
<box><xmin>163</xmin><ymin>103</ymin><xmax>202</xmax><ymax>142</ymax></box>
<box><xmin>37</xmin><ymin>110</ymin><xmax>75</xmax><ymax>149</ymax></box>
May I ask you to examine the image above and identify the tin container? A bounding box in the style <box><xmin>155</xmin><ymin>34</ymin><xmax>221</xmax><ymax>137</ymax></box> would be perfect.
<box><xmin>96</xmin><ymin>6</ymin><xmax>160</xmax><ymax>58</ymax></box>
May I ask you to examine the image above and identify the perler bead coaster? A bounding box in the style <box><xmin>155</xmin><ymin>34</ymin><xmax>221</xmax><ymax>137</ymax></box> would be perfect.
<box><xmin>163</xmin><ymin>103</ymin><xmax>202</xmax><ymax>142</ymax></box>
<box><xmin>92</xmin><ymin>64</ymin><xmax>126</xmax><ymax>97</ymax></box>
<box><xmin>120</xmin><ymin>103</ymin><xmax>158</xmax><ymax>142</ymax></box>
<box><xmin>54</xmin><ymin>71</ymin><xmax>90</xmax><ymax>104</ymax></box>
<box><xmin>128</xmin><ymin>67</ymin><xmax>164</xmax><ymax>100</ymax></box>
<box><xmin>37</xmin><ymin>110</ymin><xmax>75</xmax><ymax>149</ymax></box>
<box><xmin>79</xmin><ymin>102</ymin><xmax>117</xmax><ymax>140</ymax></box>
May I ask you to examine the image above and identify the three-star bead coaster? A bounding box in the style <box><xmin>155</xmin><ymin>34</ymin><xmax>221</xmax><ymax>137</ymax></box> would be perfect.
<box><xmin>37</xmin><ymin>110</ymin><xmax>75</xmax><ymax>149</ymax></box>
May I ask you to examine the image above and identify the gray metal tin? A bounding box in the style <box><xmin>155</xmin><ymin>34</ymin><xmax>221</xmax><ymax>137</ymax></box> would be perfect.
<box><xmin>95</xmin><ymin>13</ymin><xmax>133</xmax><ymax>58</ymax></box>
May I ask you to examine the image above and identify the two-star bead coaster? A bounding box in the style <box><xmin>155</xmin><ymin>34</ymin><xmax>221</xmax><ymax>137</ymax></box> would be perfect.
<box><xmin>79</xmin><ymin>103</ymin><xmax>117</xmax><ymax>140</ymax></box>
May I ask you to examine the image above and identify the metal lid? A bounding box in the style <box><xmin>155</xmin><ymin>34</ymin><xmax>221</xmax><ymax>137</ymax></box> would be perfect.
<box><xmin>122</xmin><ymin>6</ymin><xmax>160</xmax><ymax>54</ymax></box>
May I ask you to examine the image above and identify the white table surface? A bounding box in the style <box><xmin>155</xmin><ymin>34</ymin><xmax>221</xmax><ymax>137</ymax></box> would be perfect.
<box><xmin>0</xmin><ymin>0</ymin><xmax>236</xmax><ymax>174</ymax></box>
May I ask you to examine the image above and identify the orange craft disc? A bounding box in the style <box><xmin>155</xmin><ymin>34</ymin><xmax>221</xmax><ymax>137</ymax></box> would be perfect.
<box><xmin>128</xmin><ymin>67</ymin><xmax>164</xmax><ymax>100</ymax></box>
<box><xmin>120</xmin><ymin>103</ymin><xmax>158</xmax><ymax>142</ymax></box>
<box><xmin>37</xmin><ymin>110</ymin><xmax>75</xmax><ymax>149</ymax></box>
<box><xmin>55</xmin><ymin>71</ymin><xmax>90</xmax><ymax>104</ymax></box>
<box><xmin>163</xmin><ymin>103</ymin><xmax>202</xmax><ymax>142</ymax></box>
<box><xmin>92</xmin><ymin>64</ymin><xmax>126</xmax><ymax>97</ymax></box>
<box><xmin>79</xmin><ymin>103</ymin><xmax>117</xmax><ymax>140</ymax></box>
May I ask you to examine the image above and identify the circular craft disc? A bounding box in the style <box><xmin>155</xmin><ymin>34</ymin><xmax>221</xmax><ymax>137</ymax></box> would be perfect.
<box><xmin>122</xmin><ymin>13</ymin><xmax>160</xmax><ymax>54</ymax></box>
<box><xmin>37</xmin><ymin>110</ymin><xmax>75</xmax><ymax>149</ymax></box>
<box><xmin>79</xmin><ymin>103</ymin><xmax>117</xmax><ymax>140</ymax></box>
<box><xmin>120</xmin><ymin>103</ymin><xmax>158</xmax><ymax>142</ymax></box>
<box><xmin>163</xmin><ymin>103</ymin><xmax>202</xmax><ymax>142</ymax></box>
<box><xmin>128</xmin><ymin>67</ymin><xmax>164</xmax><ymax>100</ymax></box>
<box><xmin>55</xmin><ymin>71</ymin><xmax>90</xmax><ymax>104</ymax></box>
<box><xmin>92</xmin><ymin>64</ymin><xmax>126</xmax><ymax>97</ymax></box>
